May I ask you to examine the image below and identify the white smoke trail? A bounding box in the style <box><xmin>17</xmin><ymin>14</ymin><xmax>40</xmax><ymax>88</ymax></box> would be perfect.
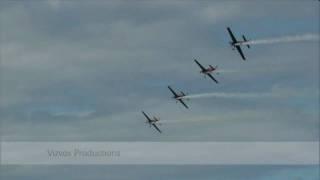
<box><xmin>181</xmin><ymin>92</ymin><xmax>275</xmax><ymax>99</ymax></box>
<box><xmin>160</xmin><ymin>118</ymin><xmax>219</xmax><ymax>124</ymax></box>
<box><xmin>160</xmin><ymin>119</ymin><xmax>198</xmax><ymax>124</ymax></box>
<box><xmin>237</xmin><ymin>34</ymin><xmax>319</xmax><ymax>46</ymax></box>
<box><xmin>216</xmin><ymin>69</ymin><xmax>239</xmax><ymax>73</ymax></box>
<box><xmin>181</xmin><ymin>90</ymin><xmax>318</xmax><ymax>100</ymax></box>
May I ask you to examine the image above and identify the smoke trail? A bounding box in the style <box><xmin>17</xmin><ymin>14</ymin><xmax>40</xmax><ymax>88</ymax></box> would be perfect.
<box><xmin>237</xmin><ymin>34</ymin><xmax>319</xmax><ymax>46</ymax></box>
<box><xmin>216</xmin><ymin>69</ymin><xmax>239</xmax><ymax>73</ymax></box>
<box><xmin>180</xmin><ymin>89</ymin><xmax>318</xmax><ymax>100</ymax></box>
<box><xmin>160</xmin><ymin>120</ymin><xmax>192</xmax><ymax>124</ymax></box>
<box><xmin>160</xmin><ymin>118</ymin><xmax>217</xmax><ymax>124</ymax></box>
<box><xmin>181</xmin><ymin>92</ymin><xmax>275</xmax><ymax>99</ymax></box>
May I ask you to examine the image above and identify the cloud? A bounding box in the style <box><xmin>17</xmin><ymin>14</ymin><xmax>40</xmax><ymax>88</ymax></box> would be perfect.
<box><xmin>46</xmin><ymin>0</ymin><xmax>62</xmax><ymax>9</ymax></box>
<box><xmin>0</xmin><ymin>0</ymin><xmax>318</xmax><ymax>143</ymax></box>
<box><xmin>0</xmin><ymin>1</ymin><xmax>319</xmax><ymax>180</ymax></box>
<box><xmin>199</xmin><ymin>2</ymin><xmax>243</xmax><ymax>23</ymax></box>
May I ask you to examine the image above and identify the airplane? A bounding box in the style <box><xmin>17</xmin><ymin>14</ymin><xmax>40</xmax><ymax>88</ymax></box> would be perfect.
<box><xmin>142</xmin><ymin>111</ymin><xmax>162</xmax><ymax>133</ymax></box>
<box><xmin>226</xmin><ymin>27</ymin><xmax>250</xmax><ymax>60</ymax></box>
<box><xmin>194</xmin><ymin>59</ymin><xmax>219</xmax><ymax>84</ymax></box>
<box><xmin>168</xmin><ymin>86</ymin><xmax>189</xmax><ymax>109</ymax></box>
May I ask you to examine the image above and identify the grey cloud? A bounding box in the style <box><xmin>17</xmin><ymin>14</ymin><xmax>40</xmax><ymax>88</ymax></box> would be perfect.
<box><xmin>0</xmin><ymin>0</ymin><xmax>318</xmax><ymax>141</ymax></box>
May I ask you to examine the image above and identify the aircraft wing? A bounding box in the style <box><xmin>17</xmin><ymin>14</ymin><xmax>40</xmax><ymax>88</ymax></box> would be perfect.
<box><xmin>152</xmin><ymin>123</ymin><xmax>162</xmax><ymax>133</ymax></box>
<box><xmin>178</xmin><ymin>99</ymin><xmax>189</xmax><ymax>109</ymax></box>
<box><xmin>142</xmin><ymin>111</ymin><xmax>151</xmax><ymax>122</ymax></box>
<box><xmin>236</xmin><ymin>46</ymin><xmax>246</xmax><ymax>60</ymax></box>
<box><xmin>227</xmin><ymin>27</ymin><xmax>237</xmax><ymax>43</ymax></box>
<box><xmin>168</xmin><ymin>86</ymin><xmax>178</xmax><ymax>97</ymax></box>
<box><xmin>207</xmin><ymin>73</ymin><xmax>219</xmax><ymax>84</ymax></box>
<box><xmin>194</xmin><ymin>59</ymin><xmax>206</xmax><ymax>71</ymax></box>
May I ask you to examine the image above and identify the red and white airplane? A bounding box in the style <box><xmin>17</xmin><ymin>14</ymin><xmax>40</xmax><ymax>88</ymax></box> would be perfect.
<box><xmin>142</xmin><ymin>111</ymin><xmax>162</xmax><ymax>133</ymax></box>
<box><xmin>168</xmin><ymin>86</ymin><xmax>189</xmax><ymax>109</ymax></box>
<box><xmin>194</xmin><ymin>59</ymin><xmax>219</xmax><ymax>84</ymax></box>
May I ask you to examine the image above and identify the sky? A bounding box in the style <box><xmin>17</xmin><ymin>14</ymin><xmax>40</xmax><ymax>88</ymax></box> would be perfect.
<box><xmin>0</xmin><ymin>0</ymin><xmax>319</xmax><ymax>179</ymax></box>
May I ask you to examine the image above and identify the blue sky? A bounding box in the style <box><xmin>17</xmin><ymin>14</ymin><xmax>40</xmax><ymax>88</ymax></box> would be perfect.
<box><xmin>0</xmin><ymin>0</ymin><xmax>319</xmax><ymax>179</ymax></box>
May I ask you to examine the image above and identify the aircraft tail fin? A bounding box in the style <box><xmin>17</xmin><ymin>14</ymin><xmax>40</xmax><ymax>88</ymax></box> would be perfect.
<box><xmin>242</xmin><ymin>35</ymin><xmax>250</xmax><ymax>48</ymax></box>
<box><xmin>209</xmin><ymin>65</ymin><xmax>217</xmax><ymax>70</ymax></box>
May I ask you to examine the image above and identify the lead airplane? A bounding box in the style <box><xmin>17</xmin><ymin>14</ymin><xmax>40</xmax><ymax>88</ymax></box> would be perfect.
<box><xmin>142</xmin><ymin>111</ymin><xmax>162</xmax><ymax>133</ymax></box>
<box><xmin>168</xmin><ymin>86</ymin><xmax>189</xmax><ymax>109</ymax></box>
<box><xmin>227</xmin><ymin>27</ymin><xmax>250</xmax><ymax>60</ymax></box>
<box><xmin>194</xmin><ymin>59</ymin><xmax>219</xmax><ymax>84</ymax></box>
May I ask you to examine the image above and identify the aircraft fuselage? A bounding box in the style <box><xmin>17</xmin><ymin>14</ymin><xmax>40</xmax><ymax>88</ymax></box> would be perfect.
<box><xmin>201</xmin><ymin>67</ymin><xmax>216</xmax><ymax>74</ymax></box>
<box><xmin>230</xmin><ymin>41</ymin><xmax>245</xmax><ymax>48</ymax></box>
<box><xmin>148</xmin><ymin>117</ymin><xmax>159</xmax><ymax>124</ymax></box>
<box><xmin>174</xmin><ymin>94</ymin><xmax>185</xmax><ymax>100</ymax></box>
